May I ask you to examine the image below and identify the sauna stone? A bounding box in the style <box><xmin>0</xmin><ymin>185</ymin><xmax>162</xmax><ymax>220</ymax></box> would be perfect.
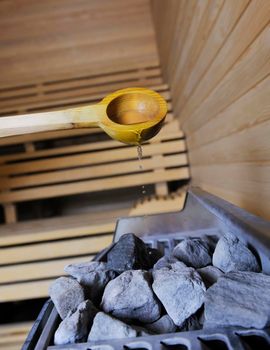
<box><xmin>88</xmin><ymin>312</ymin><xmax>137</xmax><ymax>341</ymax></box>
<box><xmin>172</xmin><ymin>238</ymin><xmax>212</xmax><ymax>268</ymax></box>
<box><xmin>106</xmin><ymin>233</ymin><xmax>157</xmax><ymax>272</ymax></box>
<box><xmin>101</xmin><ymin>270</ymin><xmax>161</xmax><ymax>323</ymax></box>
<box><xmin>145</xmin><ymin>314</ymin><xmax>177</xmax><ymax>334</ymax></box>
<box><xmin>64</xmin><ymin>261</ymin><xmax>117</xmax><ymax>303</ymax></box>
<box><xmin>212</xmin><ymin>233</ymin><xmax>260</xmax><ymax>273</ymax></box>
<box><xmin>197</xmin><ymin>265</ymin><xmax>224</xmax><ymax>288</ymax></box>
<box><xmin>204</xmin><ymin>271</ymin><xmax>270</xmax><ymax>329</ymax></box>
<box><xmin>153</xmin><ymin>255</ymin><xmax>179</xmax><ymax>270</ymax></box>
<box><xmin>54</xmin><ymin>300</ymin><xmax>98</xmax><ymax>345</ymax></box>
<box><xmin>152</xmin><ymin>262</ymin><xmax>206</xmax><ymax>326</ymax></box>
<box><xmin>49</xmin><ymin>277</ymin><xmax>85</xmax><ymax>319</ymax></box>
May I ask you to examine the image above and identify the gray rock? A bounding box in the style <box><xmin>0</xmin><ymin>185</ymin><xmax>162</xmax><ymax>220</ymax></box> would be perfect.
<box><xmin>106</xmin><ymin>233</ymin><xmax>153</xmax><ymax>272</ymax></box>
<box><xmin>64</xmin><ymin>261</ymin><xmax>117</xmax><ymax>303</ymax></box>
<box><xmin>101</xmin><ymin>270</ymin><xmax>161</xmax><ymax>323</ymax></box>
<box><xmin>88</xmin><ymin>312</ymin><xmax>137</xmax><ymax>341</ymax></box>
<box><xmin>197</xmin><ymin>266</ymin><xmax>223</xmax><ymax>288</ymax></box>
<box><xmin>212</xmin><ymin>233</ymin><xmax>260</xmax><ymax>273</ymax></box>
<box><xmin>145</xmin><ymin>315</ymin><xmax>177</xmax><ymax>334</ymax></box>
<box><xmin>153</xmin><ymin>255</ymin><xmax>179</xmax><ymax>270</ymax></box>
<box><xmin>204</xmin><ymin>271</ymin><xmax>270</xmax><ymax>329</ymax></box>
<box><xmin>49</xmin><ymin>277</ymin><xmax>85</xmax><ymax>319</ymax></box>
<box><xmin>172</xmin><ymin>238</ymin><xmax>212</xmax><ymax>268</ymax></box>
<box><xmin>54</xmin><ymin>300</ymin><xmax>98</xmax><ymax>345</ymax></box>
<box><xmin>152</xmin><ymin>263</ymin><xmax>206</xmax><ymax>326</ymax></box>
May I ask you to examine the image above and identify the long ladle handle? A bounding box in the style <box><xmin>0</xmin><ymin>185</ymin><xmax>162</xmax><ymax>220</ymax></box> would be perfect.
<box><xmin>0</xmin><ymin>106</ymin><xmax>101</xmax><ymax>138</ymax></box>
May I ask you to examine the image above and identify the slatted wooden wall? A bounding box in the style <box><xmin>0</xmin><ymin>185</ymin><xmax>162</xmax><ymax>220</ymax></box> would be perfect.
<box><xmin>152</xmin><ymin>0</ymin><xmax>270</xmax><ymax>220</ymax></box>
<box><xmin>0</xmin><ymin>0</ymin><xmax>158</xmax><ymax>88</ymax></box>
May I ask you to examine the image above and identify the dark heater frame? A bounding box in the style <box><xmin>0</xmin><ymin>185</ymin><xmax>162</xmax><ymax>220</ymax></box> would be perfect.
<box><xmin>22</xmin><ymin>187</ymin><xmax>270</xmax><ymax>350</ymax></box>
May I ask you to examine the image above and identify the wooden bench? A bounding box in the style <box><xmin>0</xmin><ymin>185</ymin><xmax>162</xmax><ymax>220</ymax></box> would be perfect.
<box><xmin>0</xmin><ymin>119</ymin><xmax>188</xmax><ymax>221</ymax></box>
<box><xmin>0</xmin><ymin>321</ymin><xmax>32</xmax><ymax>350</ymax></box>
<box><xmin>0</xmin><ymin>66</ymin><xmax>189</xmax><ymax>303</ymax></box>
<box><xmin>0</xmin><ymin>120</ymin><xmax>188</xmax><ymax>302</ymax></box>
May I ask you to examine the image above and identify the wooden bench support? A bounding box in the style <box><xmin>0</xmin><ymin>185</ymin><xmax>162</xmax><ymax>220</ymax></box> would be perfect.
<box><xmin>3</xmin><ymin>203</ymin><xmax>17</xmax><ymax>224</ymax></box>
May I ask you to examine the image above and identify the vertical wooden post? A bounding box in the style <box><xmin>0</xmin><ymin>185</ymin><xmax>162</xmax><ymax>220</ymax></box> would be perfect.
<box><xmin>3</xmin><ymin>203</ymin><xmax>17</xmax><ymax>224</ymax></box>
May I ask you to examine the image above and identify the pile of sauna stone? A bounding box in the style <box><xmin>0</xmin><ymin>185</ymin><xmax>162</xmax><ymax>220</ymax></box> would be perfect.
<box><xmin>49</xmin><ymin>232</ymin><xmax>270</xmax><ymax>345</ymax></box>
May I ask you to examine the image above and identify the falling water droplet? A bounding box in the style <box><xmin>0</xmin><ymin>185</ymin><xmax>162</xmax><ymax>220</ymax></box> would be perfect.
<box><xmin>137</xmin><ymin>145</ymin><xmax>143</xmax><ymax>170</ymax></box>
<box><xmin>137</xmin><ymin>145</ymin><xmax>147</xmax><ymax>196</ymax></box>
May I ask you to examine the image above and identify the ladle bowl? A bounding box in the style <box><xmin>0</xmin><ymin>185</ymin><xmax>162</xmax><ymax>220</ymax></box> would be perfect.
<box><xmin>0</xmin><ymin>88</ymin><xmax>167</xmax><ymax>145</ymax></box>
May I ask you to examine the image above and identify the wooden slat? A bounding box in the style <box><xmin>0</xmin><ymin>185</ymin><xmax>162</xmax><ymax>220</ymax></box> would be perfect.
<box><xmin>0</xmin><ymin>123</ymin><xmax>181</xmax><ymax>163</ymax></box>
<box><xmin>0</xmin><ymin>322</ymin><xmax>32</xmax><ymax>336</ymax></box>
<box><xmin>0</xmin><ymin>81</ymin><xmax>169</xmax><ymax>115</ymax></box>
<box><xmin>0</xmin><ymin>256</ymin><xmax>93</xmax><ymax>284</ymax></box>
<box><xmin>0</xmin><ymin>279</ymin><xmax>52</xmax><ymax>302</ymax></box>
<box><xmin>0</xmin><ymin>153</ymin><xmax>186</xmax><ymax>190</ymax></box>
<box><xmin>0</xmin><ymin>0</ymin><xmax>159</xmax><ymax>87</ymax></box>
<box><xmin>166</xmin><ymin>0</ymin><xmax>197</xmax><ymax>82</ymax></box>
<box><xmin>0</xmin><ymin>167</ymin><xmax>189</xmax><ymax>203</ymax></box>
<box><xmin>0</xmin><ymin>139</ymin><xmax>186</xmax><ymax>175</ymax></box>
<box><xmin>0</xmin><ymin>128</ymin><xmax>101</xmax><ymax>146</ymax></box>
<box><xmin>175</xmin><ymin>0</ymin><xmax>249</xmax><ymax>112</ymax></box>
<box><xmin>153</xmin><ymin>0</ymin><xmax>270</xmax><ymax>221</ymax></box>
<box><xmin>0</xmin><ymin>67</ymin><xmax>161</xmax><ymax>100</ymax></box>
<box><xmin>0</xmin><ymin>220</ymin><xmax>115</xmax><ymax>247</ymax></box>
<box><xmin>0</xmin><ymin>234</ymin><xmax>113</xmax><ymax>265</ymax></box>
<box><xmin>170</xmin><ymin>0</ymin><xmax>211</xmax><ymax>90</ymax></box>
<box><xmin>171</xmin><ymin>0</ymin><xmax>224</xmax><ymax>107</ymax></box>
<box><xmin>0</xmin><ymin>334</ymin><xmax>27</xmax><ymax>345</ymax></box>
<box><xmin>188</xmin><ymin>119</ymin><xmax>270</xmax><ymax>165</ymax></box>
<box><xmin>0</xmin><ymin>77</ymin><xmax>163</xmax><ymax>111</ymax></box>
<box><xmin>0</xmin><ymin>322</ymin><xmax>32</xmax><ymax>350</ymax></box>
<box><xmin>191</xmin><ymin>164</ymin><xmax>270</xmax><ymax>221</ymax></box>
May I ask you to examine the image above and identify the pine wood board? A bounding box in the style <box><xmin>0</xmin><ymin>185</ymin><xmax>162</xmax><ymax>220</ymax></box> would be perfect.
<box><xmin>187</xmin><ymin>76</ymin><xmax>270</xmax><ymax>150</ymax></box>
<box><xmin>182</xmin><ymin>25</ymin><xmax>270</xmax><ymax>135</ymax></box>
<box><xmin>0</xmin><ymin>167</ymin><xmax>189</xmax><ymax>203</ymax></box>
<box><xmin>175</xmin><ymin>0</ymin><xmax>249</xmax><ymax>113</ymax></box>
<box><xmin>0</xmin><ymin>234</ymin><xmax>113</xmax><ymax>265</ymax></box>
<box><xmin>180</xmin><ymin>0</ymin><xmax>270</xmax><ymax>126</ymax></box>
<box><xmin>0</xmin><ymin>0</ymin><xmax>158</xmax><ymax>87</ymax></box>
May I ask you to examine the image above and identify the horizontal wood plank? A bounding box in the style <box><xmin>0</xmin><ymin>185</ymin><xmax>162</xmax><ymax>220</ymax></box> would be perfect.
<box><xmin>0</xmin><ymin>234</ymin><xmax>113</xmax><ymax>265</ymax></box>
<box><xmin>0</xmin><ymin>0</ymin><xmax>159</xmax><ymax>87</ymax></box>
<box><xmin>0</xmin><ymin>279</ymin><xmax>52</xmax><ymax>302</ymax></box>
<box><xmin>0</xmin><ymin>256</ymin><xmax>93</xmax><ymax>284</ymax></box>
<box><xmin>0</xmin><ymin>153</ymin><xmax>186</xmax><ymax>190</ymax></box>
<box><xmin>0</xmin><ymin>139</ymin><xmax>186</xmax><ymax>175</ymax></box>
<box><xmin>0</xmin><ymin>167</ymin><xmax>189</xmax><ymax>203</ymax></box>
<box><xmin>0</xmin><ymin>123</ymin><xmax>181</xmax><ymax>163</ymax></box>
<box><xmin>0</xmin><ymin>219</ymin><xmax>115</xmax><ymax>247</ymax></box>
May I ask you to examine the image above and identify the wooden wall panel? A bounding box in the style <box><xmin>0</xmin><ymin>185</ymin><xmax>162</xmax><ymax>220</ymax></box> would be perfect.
<box><xmin>0</xmin><ymin>0</ymin><xmax>158</xmax><ymax>87</ymax></box>
<box><xmin>152</xmin><ymin>0</ymin><xmax>270</xmax><ymax>220</ymax></box>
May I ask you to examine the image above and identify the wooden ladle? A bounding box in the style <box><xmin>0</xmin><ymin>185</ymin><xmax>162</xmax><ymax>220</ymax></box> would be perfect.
<box><xmin>0</xmin><ymin>88</ymin><xmax>167</xmax><ymax>144</ymax></box>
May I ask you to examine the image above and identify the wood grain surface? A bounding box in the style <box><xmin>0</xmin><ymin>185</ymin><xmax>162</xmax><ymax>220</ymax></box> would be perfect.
<box><xmin>152</xmin><ymin>0</ymin><xmax>270</xmax><ymax>220</ymax></box>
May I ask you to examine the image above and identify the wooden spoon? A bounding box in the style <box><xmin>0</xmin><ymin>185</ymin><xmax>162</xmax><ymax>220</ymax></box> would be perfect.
<box><xmin>0</xmin><ymin>87</ymin><xmax>167</xmax><ymax>145</ymax></box>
